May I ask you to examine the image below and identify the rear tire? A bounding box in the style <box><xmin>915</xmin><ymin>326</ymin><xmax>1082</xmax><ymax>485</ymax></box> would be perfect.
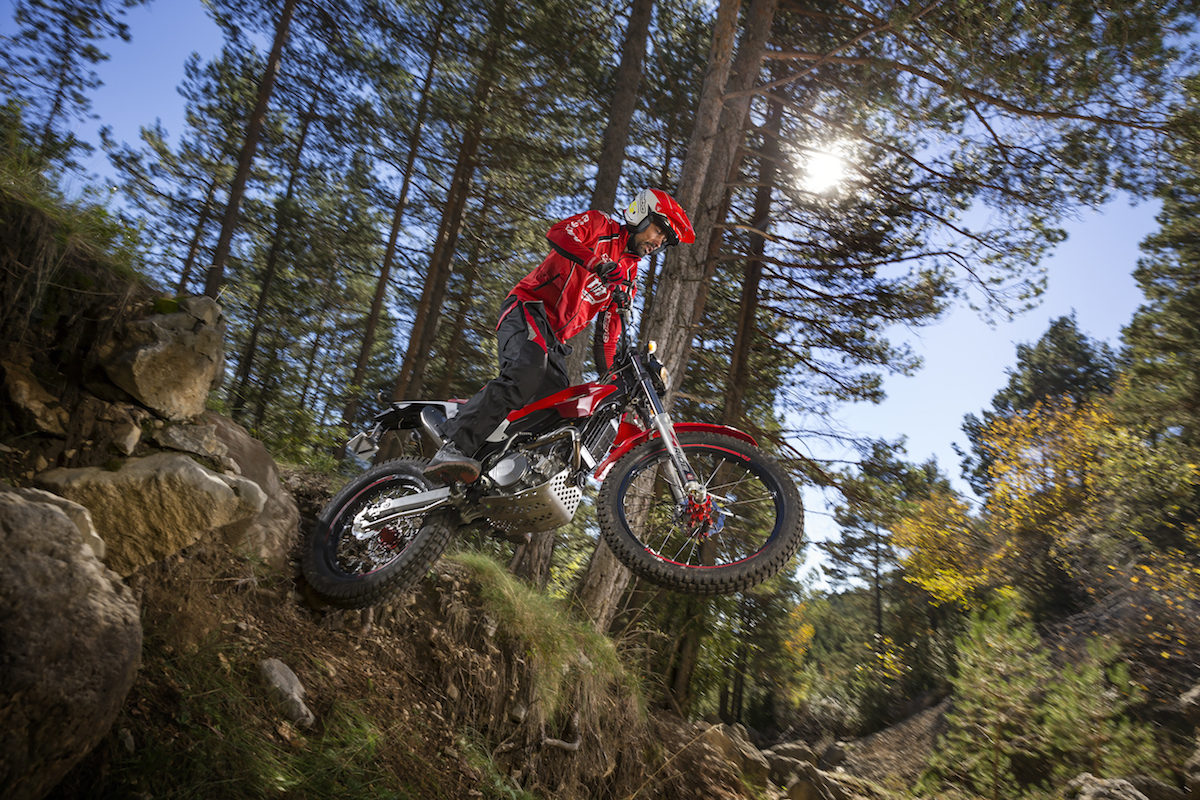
<box><xmin>301</xmin><ymin>458</ymin><xmax>456</xmax><ymax>609</ymax></box>
<box><xmin>597</xmin><ymin>431</ymin><xmax>803</xmax><ymax>595</ymax></box>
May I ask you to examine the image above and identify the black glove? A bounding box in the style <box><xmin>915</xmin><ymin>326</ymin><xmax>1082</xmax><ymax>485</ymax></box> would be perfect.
<box><xmin>610</xmin><ymin>288</ymin><xmax>631</xmax><ymax>309</ymax></box>
<box><xmin>588</xmin><ymin>254</ymin><xmax>621</xmax><ymax>282</ymax></box>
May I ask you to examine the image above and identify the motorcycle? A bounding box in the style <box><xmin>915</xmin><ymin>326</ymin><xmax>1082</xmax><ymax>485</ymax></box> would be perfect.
<box><xmin>301</xmin><ymin>289</ymin><xmax>804</xmax><ymax>609</ymax></box>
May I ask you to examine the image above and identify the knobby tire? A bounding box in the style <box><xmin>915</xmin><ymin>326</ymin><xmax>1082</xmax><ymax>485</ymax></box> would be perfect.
<box><xmin>597</xmin><ymin>431</ymin><xmax>803</xmax><ymax>595</ymax></box>
<box><xmin>301</xmin><ymin>458</ymin><xmax>456</xmax><ymax>609</ymax></box>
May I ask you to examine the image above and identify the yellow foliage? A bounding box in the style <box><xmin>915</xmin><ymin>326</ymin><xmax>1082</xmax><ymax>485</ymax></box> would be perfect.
<box><xmin>982</xmin><ymin>397</ymin><xmax>1111</xmax><ymax>547</ymax></box>
<box><xmin>893</xmin><ymin>490</ymin><xmax>1007</xmax><ymax>606</ymax></box>
<box><xmin>784</xmin><ymin>603</ymin><xmax>816</xmax><ymax>662</ymax></box>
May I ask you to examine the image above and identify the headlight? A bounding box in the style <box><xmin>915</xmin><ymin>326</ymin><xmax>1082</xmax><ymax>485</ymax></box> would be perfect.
<box><xmin>649</xmin><ymin>355</ymin><xmax>669</xmax><ymax>393</ymax></box>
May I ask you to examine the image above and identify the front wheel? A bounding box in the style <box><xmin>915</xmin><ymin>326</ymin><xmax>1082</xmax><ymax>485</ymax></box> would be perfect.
<box><xmin>301</xmin><ymin>458</ymin><xmax>456</xmax><ymax>609</ymax></box>
<box><xmin>597</xmin><ymin>431</ymin><xmax>803</xmax><ymax>595</ymax></box>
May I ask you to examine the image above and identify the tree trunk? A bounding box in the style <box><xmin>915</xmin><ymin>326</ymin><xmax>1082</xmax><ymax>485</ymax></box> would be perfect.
<box><xmin>721</xmin><ymin>93</ymin><xmax>781</xmax><ymax>426</ymax></box>
<box><xmin>228</xmin><ymin>73</ymin><xmax>324</xmax><ymax>422</ymax></box>
<box><xmin>644</xmin><ymin>0</ymin><xmax>777</xmax><ymax>387</ymax></box>
<box><xmin>572</xmin><ymin>0</ymin><xmax>744</xmax><ymax>629</ymax></box>
<box><xmin>176</xmin><ymin>176</ymin><xmax>220</xmax><ymax>294</ymax></box>
<box><xmin>572</xmin><ymin>539</ymin><xmax>634</xmax><ymax>632</ymax></box>
<box><xmin>591</xmin><ymin>0</ymin><xmax>653</xmax><ymax>215</ymax></box>
<box><xmin>340</xmin><ymin>8</ymin><xmax>446</xmax><ymax>430</ymax></box>
<box><xmin>392</xmin><ymin>0</ymin><xmax>507</xmax><ymax>401</ymax></box>
<box><xmin>436</xmin><ymin>183</ymin><xmax>491</xmax><ymax>398</ymax></box>
<box><xmin>566</xmin><ymin>0</ymin><xmax>654</xmax><ymax>384</ymax></box>
<box><xmin>204</xmin><ymin>0</ymin><xmax>299</xmax><ymax>298</ymax></box>
<box><xmin>668</xmin><ymin>601</ymin><xmax>704</xmax><ymax>713</ymax></box>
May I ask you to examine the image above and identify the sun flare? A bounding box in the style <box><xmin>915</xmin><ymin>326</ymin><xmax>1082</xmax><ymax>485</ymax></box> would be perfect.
<box><xmin>802</xmin><ymin>150</ymin><xmax>847</xmax><ymax>193</ymax></box>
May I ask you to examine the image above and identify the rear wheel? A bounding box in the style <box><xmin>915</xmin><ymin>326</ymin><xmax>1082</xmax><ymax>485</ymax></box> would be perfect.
<box><xmin>597</xmin><ymin>431</ymin><xmax>803</xmax><ymax>595</ymax></box>
<box><xmin>301</xmin><ymin>458</ymin><xmax>456</xmax><ymax>609</ymax></box>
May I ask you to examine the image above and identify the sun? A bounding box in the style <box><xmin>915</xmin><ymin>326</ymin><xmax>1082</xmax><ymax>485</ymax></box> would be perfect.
<box><xmin>802</xmin><ymin>149</ymin><xmax>848</xmax><ymax>193</ymax></box>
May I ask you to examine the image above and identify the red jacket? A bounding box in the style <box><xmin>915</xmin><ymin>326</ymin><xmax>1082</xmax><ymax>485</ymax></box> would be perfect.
<box><xmin>507</xmin><ymin>210</ymin><xmax>638</xmax><ymax>367</ymax></box>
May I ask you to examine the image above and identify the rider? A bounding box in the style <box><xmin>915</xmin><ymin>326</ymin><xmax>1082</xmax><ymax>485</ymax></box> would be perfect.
<box><xmin>423</xmin><ymin>188</ymin><xmax>696</xmax><ymax>484</ymax></box>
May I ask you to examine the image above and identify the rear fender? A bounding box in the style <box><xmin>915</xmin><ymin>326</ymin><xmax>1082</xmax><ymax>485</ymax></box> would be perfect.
<box><xmin>594</xmin><ymin>422</ymin><xmax>758</xmax><ymax>480</ymax></box>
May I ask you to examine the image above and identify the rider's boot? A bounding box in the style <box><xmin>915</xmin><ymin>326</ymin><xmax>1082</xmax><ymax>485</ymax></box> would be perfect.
<box><xmin>424</xmin><ymin>440</ymin><xmax>481</xmax><ymax>484</ymax></box>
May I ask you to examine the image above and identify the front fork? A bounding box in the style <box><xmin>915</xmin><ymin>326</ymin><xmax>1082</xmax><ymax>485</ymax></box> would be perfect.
<box><xmin>638</xmin><ymin>364</ymin><xmax>706</xmax><ymax>504</ymax></box>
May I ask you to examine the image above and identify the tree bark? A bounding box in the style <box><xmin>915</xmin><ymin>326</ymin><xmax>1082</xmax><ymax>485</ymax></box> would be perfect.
<box><xmin>644</xmin><ymin>0</ymin><xmax>777</xmax><ymax>388</ymax></box>
<box><xmin>722</xmin><ymin>92</ymin><xmax>781</xmax><ymax>426</ymax></box>
<box><xmin>204</xmin><ymin>0</ymin><xmax>299</xmax><ymax>298</ymax></box>
<box><xmin>392</xmin><ymin>0</ymin><xmax>507</xmax><ymax>401</ymax></box>
<box><xmin>572</xmin><ymin>539</ymin><xmax>634</xmax><ymax>632</ymax></box>
<box><xmin>340</xmin><ymin>8</ymin><xmax>446</xmax><ymax>431</ymax></box>
<box><xmin>572</xmin><ymin>0</ymin><xmax>744</xmax><ymax>631</ymax></box>
<box><xmin>567</xmin><ymin>0</ymin><xmax>654</xmax><ymax>385</ymax></box>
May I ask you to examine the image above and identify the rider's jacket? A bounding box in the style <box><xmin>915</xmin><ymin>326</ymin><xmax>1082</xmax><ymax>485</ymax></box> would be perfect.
<box><xmin>506</xmin><ymin>210</ymin><xmax>638</xmax><ymax>370</ymax></box>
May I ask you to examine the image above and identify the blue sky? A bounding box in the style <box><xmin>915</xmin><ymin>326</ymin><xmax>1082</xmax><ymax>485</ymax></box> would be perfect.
<box><xmin>44</xmin><ymin>1</ymin><xmax>1160</xmax><ymax>579</ymax></box>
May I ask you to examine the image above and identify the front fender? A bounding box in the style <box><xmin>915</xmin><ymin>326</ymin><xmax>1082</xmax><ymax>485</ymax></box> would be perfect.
<box><xmin>594</xmin><ymin>422</ymin><xmax>759</xmax><ymax>481</ymax></box>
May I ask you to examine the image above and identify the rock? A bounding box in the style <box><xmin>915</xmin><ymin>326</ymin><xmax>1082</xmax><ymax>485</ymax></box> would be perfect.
<box><xmin>35</xmin><ymin>451</ymin><xmax>266</xmax><ymax>576</ymax></box>
<box><xmin>153</xmin><ymin>422</ymin><xmax>227</xmax><ymax>460</ymax></box>
<box><xmin>0</xmin><ymin>484</ymin><xmax>142</xmax><ymax>800</ymax></box>
<box><xmin>700</xmin><ymin>723</ymin><xmax>771</xmax><ymax>788</ymax></box>
<box><xmin>768</xmin><ymin>741</ymin><xmax>819</xmax><ymax>765</ymax></box>
<box><xmin>1</xmin><ymin>348</ymin><xmax>69</xmax><ymax>436</ymax></box>
<box><xmin>97</xmin><ymin>296</ymin><xmax>226</xmax><ymax>422</ymax></box>
<box><xmin>206</xmin><ymin>413</ymin><xmax>300</xmax><ymax>568</ymax></box>
<box><xmin>767</xmin><ymin>755</ymin><xmax>813</xmax><ymax>788</ymax></box>
<box><xmin>784</xmin><ymin>761</ymin><xmax>849</xmax><ymax>800</ymax></box>
<box><xmin>259</xmin><ymin>658</ymin><xmax>315</xmax><ymax>728</ymax></box>
<box><xmin>1063</xmin><ymin>773</ymin><xmax>1150</xmax><ymax>800</ymax></box>
<box><xmin>5</xmin><ymin>484</ymin><xmax>106</xmax><ymax>560</ymax></box>
<box><xmin>1126</xmin><ymin>775</ymin><xmax>1186</xmax><ymax>800</ymax></box>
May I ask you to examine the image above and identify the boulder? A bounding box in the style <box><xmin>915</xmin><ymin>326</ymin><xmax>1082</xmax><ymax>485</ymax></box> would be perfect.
<box><xmin>1126</xmin><ymin>775</ymin><xmax>1186</xmax><ymax>800</ymax></box>
<box><xmin>35</xmin><ymin>451</ymin><xmax>266</xmax><ymax>576</ymax></box>
<box><xmin>97</xmin><ymin>296</ymin><xmax>226</xmax><ymax>422</ymax></box>
<box><xmin>768</xmin><ymin>741</ymin><xmax>819</xmax><ymax>765</ymax></box>
<box><xmin>1063</xmin><ymin>773</ymin><xmax>1150</xmax><ymax>800</ymax></box>
<box><xmin>764</xmin><ymin>741</ymin><xmax>819</xmax><ymax>787</ymax></box>
<box><xmin>784</xmin><ymin>761</ymin><xmax>850</xmax><ymax>800</ymax></box>
<box><xmin>5</xmin><ymin>484</ymin><xmax>106</xmax><ymax>560</ymax></box>
<box><xmin>0</xmin><ymin>484</ymin><xmax>142</xmax><ymax>800</ymax></box>
<box><xmin>206</xmin><ymin>413</ymin><xmax>300</xmax><ymax>568</ymax></box>
<box><xmin>260</xmin><ymin>658</ymin><xmax>316</xmax><ymax>728</ymax></box>
<box><xmin>699</xmin><ymin>723</ymin><xmax>770</xmax><ymax>788</ymax></box>
<box><xmin>1</xmin><ymin>347</ymin><xmax>69</xmax><ymax>436</ymax></box>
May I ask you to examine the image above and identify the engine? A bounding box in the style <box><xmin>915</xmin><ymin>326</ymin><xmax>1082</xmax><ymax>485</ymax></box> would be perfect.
<box><xmin>478</xmin><ymin>442</ymin><xmax>582</xmax><ymax>536</ymax></box>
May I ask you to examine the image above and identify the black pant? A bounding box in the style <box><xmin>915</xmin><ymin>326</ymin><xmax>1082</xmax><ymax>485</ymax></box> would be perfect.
<box><xmin>444</xmin><ymin>297</ymin><xmax>570</xmax><ymax>455</ymax></box>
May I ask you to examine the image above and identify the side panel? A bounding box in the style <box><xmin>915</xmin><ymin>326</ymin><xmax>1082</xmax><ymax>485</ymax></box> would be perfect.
<box><xmin>506</xmin><ymin>383</ymin><xmax>620</xmax><ymax>422</ymax></box>
<box><xmin>594</xmin><ymin>422</ymin><xmax>759</xmax><ymax>480</ymax></box>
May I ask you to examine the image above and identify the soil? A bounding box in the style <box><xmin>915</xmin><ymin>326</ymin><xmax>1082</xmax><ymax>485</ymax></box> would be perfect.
<box><xmin>44</xmin><ymin>468</ymin><xmax>763</xmax><ymax>800</ymax></box>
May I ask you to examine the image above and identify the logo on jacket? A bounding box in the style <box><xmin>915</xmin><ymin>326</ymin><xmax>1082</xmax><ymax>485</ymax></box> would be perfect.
<box><xmin>582</xmin><ymin>274</ymin><xmax>610</xmax><ymax>304</ymax></box>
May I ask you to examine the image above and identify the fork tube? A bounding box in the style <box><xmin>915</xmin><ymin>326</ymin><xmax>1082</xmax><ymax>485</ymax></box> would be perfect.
<box><xmin>635</xmin><ymin>356</ymin><xmax>706</xmax><ymax>501</ymax></box>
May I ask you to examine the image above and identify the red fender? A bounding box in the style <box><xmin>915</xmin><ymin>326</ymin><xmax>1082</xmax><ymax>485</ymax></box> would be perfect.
<box><xmin>594</xmin><ymin>422</ymin><xmax>759</xmax><ymax>480</ymax></box>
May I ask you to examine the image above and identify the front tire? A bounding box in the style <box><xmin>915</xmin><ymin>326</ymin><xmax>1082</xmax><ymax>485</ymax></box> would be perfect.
<box><xmin>302</xmin><ymin>458</ymin><xmax>456</xmax><ymax>609</ymax></box>
<box><xmin>597</xmin><ymin>431</ymin><xmax>803</xmax><ymax>595</ymax></box>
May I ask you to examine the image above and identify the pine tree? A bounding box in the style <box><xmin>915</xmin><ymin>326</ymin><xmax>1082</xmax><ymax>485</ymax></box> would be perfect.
<box><xmin>0</xmin><ymin>0</ymin><xmax>151</xmax><ymax>168</ymax></box>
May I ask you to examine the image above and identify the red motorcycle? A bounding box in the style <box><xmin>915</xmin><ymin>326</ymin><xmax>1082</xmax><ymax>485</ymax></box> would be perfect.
<box><xmin>302</xmin><ymin>300</ymin><xmax>804</xmax><ymax>609</ymax></box>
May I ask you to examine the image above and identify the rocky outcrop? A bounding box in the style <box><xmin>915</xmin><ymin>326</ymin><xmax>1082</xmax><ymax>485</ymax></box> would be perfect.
<box><xmin>702</xmin><ymin>723</ymin><xmax>771</xmax><ymax>788</ymax></box>
<box><xmin>206</xmin><ymin>413</ymin><xmax>299</xmax><ymax>569</ymax></box>
<box><xmin>35</xmin><ymin>452</ymin><xmax>266</xmax><ymax>577</ymax></box>
<box><xmin>1</xmin><ymin>348</ymin><xmax>70</xmax><ymax>436</ymax></box>
<box><xmin>1064</xmin><ymin>774</ymin><xmax>1152</xmax><ymax>800</ymax></box>
<box><xmin>763</xmin><ymin>741</ymin><xmax>819</xmax><ymax>788</ymax></box>
<box><xmin>96</xmin><ymin>296</ymin><xmax>226</xmax><ymax>422</ymax></box>
<box><xmin>0</xmin><ymin>484</ymin><xmax>142</xmax><ymax>800</ymax></box>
